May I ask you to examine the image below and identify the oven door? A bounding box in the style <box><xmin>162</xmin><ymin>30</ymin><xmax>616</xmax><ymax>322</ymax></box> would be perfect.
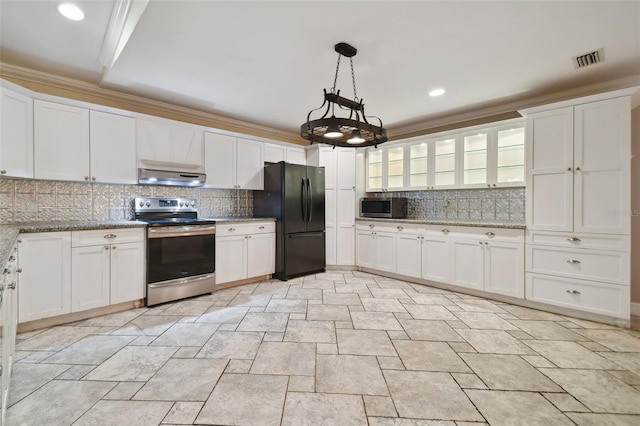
<box><xmin>147</xmin><ymin>225</ymin><xmax>216</xmax><ymax>284</ymax></box>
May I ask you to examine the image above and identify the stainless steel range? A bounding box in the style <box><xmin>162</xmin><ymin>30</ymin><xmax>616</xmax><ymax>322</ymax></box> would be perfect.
<box><xmin>134</xmin><ymin>197</ymin><xmax>216</xmax><ymax>306</ymax></box>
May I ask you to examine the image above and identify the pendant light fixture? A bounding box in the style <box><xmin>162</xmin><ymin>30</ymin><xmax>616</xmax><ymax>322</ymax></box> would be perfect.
<box><xmin>300</xmin><ymin>42</ymin><xmax>388</xmax><ymax>148</ymax></box>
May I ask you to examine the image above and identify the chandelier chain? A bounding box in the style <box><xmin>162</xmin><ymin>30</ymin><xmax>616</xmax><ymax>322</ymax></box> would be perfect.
<box><xmin>331</xmin><ymin>55</ymin><xmax>341</xmax><ymax>94</ymax></box>
<box><xmin>350</xmin><ymin>57</ymin><xmax>358</xmax><ymax>102</ymax></box>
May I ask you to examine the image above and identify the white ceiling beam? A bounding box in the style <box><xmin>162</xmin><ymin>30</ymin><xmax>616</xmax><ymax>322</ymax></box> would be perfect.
<box><xmin>98</xmin><ymin>0</ymin><xmax>149</xmax><ymax>84</ymax></box>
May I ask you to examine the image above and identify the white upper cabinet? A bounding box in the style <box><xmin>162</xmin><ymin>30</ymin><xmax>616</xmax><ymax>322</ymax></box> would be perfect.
<box><xmin>204</xmin><ymin>132</ymin><xmax>264</xmax><ymax>190</ymax></box>
<box><xmin>524</xmin><ymin>95</ymin><xmax>630</xmax><ymax>234</ymax></box>
<box><xmin>365</xmin><ymin>145</ymin><xmax>405</xmax><ymax>191</ymax></box>
<box><xmin>136</xmin><ymin>119</ymin><xmax>204</xmax><ymax>171</ymax></box>
<box><xmin>89</xmin><ymin>111</ymin><xmax>136</xmax><ymax>184</ymax></box>
<box><xmin>0</xmin><ymin>87</ymin><xmax>33</xmax><ymax>178</ymax></box>
<box><xmin>34</xmin><ymin>100</ymin><xmax>90</xmax><ymax>181</ymax></box>
<box><xmin>34</xmin><ymin>100</ymin><xmax>138</xmax><ymax>183</ymax></box>
<box><xmin>365</xmin><ymin>119</ymin><xmax>524</xmax><ymax>192</ymax></box>
<box><xmin>286</xmin><ymin>146</ymin><xmax>306</xmax><ymax>165</ymax></box>
<box><xmin>264</xmin><ymin>143</ymin><xmax>286</xmax><ymax>163</ymax></box>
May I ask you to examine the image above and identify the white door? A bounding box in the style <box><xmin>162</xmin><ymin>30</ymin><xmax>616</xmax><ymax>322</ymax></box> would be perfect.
<box><xmin>355</xmin><ymin>230</ymin><xmax>375</xmax><ymax>268</ymax></box>
<box><xmin>0</xmin><ymin>87</ymin><xmax>33</xmax><ymax>178</ymax></box>
<box><xmin>110</xmin><ymin>242</ymin><xmax>145</xmax><ymax>304</ymax></box>
<box><xmin>216</xmin><ymin>235</ymin><xmax>247</xmax><ymax>284</ymax></box>
<box><xmin>526</xmin><ymin>107</ymin><xmax>574</xmax><ymax>231</ymax></box>
<box><xmin>136</xmin><ymin>119</ymin><xmax>172</xmax><ymax>163</ymax></box>
<box><xmin>247</xmin><ymin>233</ymin><xmax>275</xmax><ymax>277</ymax></box>
<box><xmin>236</xmin><ymin>138</ymin><xmax>264</xmax><ymax>189</ymax></box>
<box><xmin>374</xmin><ymin>232</ymin><xmax>397</xmax><ymax>273</ymax></box>
<box><xmin>204</xmin><ymin>132</ymin><xmax>236</xmax><ymax>188</ymax></box>
<box><xmin>18</xmin><ymin>232</ymin><xmax>72</xmax><ymax>322</ymax></box>
<box><xmin>264</xmin><ymin>144</ymin><xmax>286</xmax><ymax>163</ymax></box>
<box><xmin>451</xmin><ymin>238</ymin><xmax>484</xmax><ymax>290</ymax></box>
<box><xmin>170</xmin><ymin>125</ymin><xmax>204</xmax><ymax>167</ymax></box>
<box><xmin>71</xmin><ymin>245</ymin><xmax>110</xmax><ymax>312</ymax></box>
<box><xmin>34</xmin><ymin>100</ymin><xmax>90</xmax><ymax>181</ymax></box>
<box><xmin>286</xmin><ymin>147</ymin><xmax>306</xmax><ymax>165</ymax></box>
<box><xmin>336</xmin><ymin>148</ymin><xmax>356</xmax><ymax>265</ymax></box>
<box><xmin>396</xmin><ymin>233</ymin><xmax>421</xmax><ymax>278</ymax></box>
<box><xmin>89</xmin><ymin>111</ymin><xmax>136</xmax><ymax>184</ymax></box>
<box><xmin>422</xmin><ymin>234</ymin><xmax>451</xmax><ymax>283</ymax></box>
<box><xmin>573</xmin><ymin>97</ymin><xmax>631</xmax><ymax>235</ymax></box>
<box><xmin>484</xmin><ymin>240</ymin><xmax>524</xmax><ymax>298</ymax></box>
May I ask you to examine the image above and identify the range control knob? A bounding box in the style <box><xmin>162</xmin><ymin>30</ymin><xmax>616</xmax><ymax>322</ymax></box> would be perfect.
<box><xmin>190</xmin><ymin>200</ymin><xmax>195</xmax><ymax>207</ymax></box>
<box><xmin>145</xmin><ymin>201</ymin><xmax>151</xmax><ymax>207</ymax></box>
<box><xmin>139</xmin><ymin>201</ymin><xmax>144</xmax><ymax>207</ymax></box>
<box><xmin>179</xmin><ymin>202</ymin><xmax>184</xmax><ymax>207</ymax></box>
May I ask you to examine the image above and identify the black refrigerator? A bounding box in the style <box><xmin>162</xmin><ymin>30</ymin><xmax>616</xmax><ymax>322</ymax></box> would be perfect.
<box><xmin>254</xmin><ymin>162</ymin><xmax>326</xmax><ymax>280</ymax></box>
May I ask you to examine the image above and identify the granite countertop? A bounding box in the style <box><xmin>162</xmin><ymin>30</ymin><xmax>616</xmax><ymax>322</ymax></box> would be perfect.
<box><xmin>205</xmin><ymin>217</ymin><xmax>277</xmax><ymax>223</ymax></box>
<box><xmin>355</xmin><ymin>217</ymin><xmax>526</xmax><ymax>229</ymax></box>
<box><xmin>0</xmin><ymin>221</ymin><xmax>147</xmax><ymax>270</ymax></box>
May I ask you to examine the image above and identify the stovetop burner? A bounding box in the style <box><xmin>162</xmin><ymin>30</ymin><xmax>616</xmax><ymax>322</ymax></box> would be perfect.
<box><xmin>133</xmin><ymin>197</ymin><xmax>214</xmax><ymax>226</ymax></box>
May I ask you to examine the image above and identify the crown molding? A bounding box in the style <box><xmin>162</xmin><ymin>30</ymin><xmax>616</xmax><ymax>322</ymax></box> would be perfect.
<box><xmin>0</xmin><ymin>62</ymin><xmax>307</xmax><ymax>145</ymax></box>
<box><xmin>388</xmin><ymin>74</ymin><xmax>640</xmax><ymax>141</ymax></box>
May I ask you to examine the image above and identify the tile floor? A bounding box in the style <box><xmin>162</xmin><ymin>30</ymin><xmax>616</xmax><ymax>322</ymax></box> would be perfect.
<box><xmin>7</xmin><ymin>271</ymin><xmax>640</xmax><ymax>425</ymax></box>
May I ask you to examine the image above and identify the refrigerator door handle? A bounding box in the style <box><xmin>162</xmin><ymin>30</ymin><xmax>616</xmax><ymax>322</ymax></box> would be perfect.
<box><xmin>301</xmin><ymin>178</ymin><xmax>307</xmax><ymax>221</ymax></box>
<box><xmin>307</xmin><ymin>178</ymin><xmax>312</xmax><ymax>222</ymax></box>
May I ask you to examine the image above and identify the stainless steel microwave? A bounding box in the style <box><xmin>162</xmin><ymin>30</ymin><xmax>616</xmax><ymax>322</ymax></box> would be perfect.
<box><xmin>360</xmin><ymin>197</ymin><xmax>408</xmax><ymax>218</ymax></box>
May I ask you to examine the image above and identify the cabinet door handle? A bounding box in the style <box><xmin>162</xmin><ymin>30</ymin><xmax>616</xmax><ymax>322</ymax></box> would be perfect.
<box><xmin>567</xmin><ymin>237</ymin><xmax>581</xmax><ymax>242</ymax></box>
<box><xmin>104</xmin><ymin>234</ymin><xmax>117</xmax><ymax>239</ymax></box>
<box><xmin>575</xmin><ymin>167</ymin><xmax>581</xmax><ymax>171</ymax></box>
<box><xmin>16</xmin><ymin>268</ymin><xmax>22</xmax><ymax>273</ymax></box>
<box><xmin>397</xmin><ymin>226</ymin><xmax>403</xmax><ymax>231</ymax></box>
<box><xmin>566</xmin><ymin>290</ymin><xmax>581</xmax><ymax>295</ymax></box>
<box><xmin>485</xmin><ymin>232</ymin><xmax>495</xmax><ymax>236</ymax></box>
<box><xmin>84</xmin><ymin>176</ymin><xmax>89</xmax><ymax>180</ymax></box>
<box><xmin>104</xmin><ymin>245</ymin><xmax>110</xmax><ymax>250</ymax></box>
<box><xmin>112</xmin><ymin>246</ymin><xmax>117</xmax><ymax>250</ymax></box>
<box><xmin>0</xmin><ymin>170</ymin><xmax>6</xmax><ymax>174</ymax></box>
<box><xmin>567</xmin><ymin>167</ymin><xmax>572</xmax><ymax>172</ymax></box>
<box><xmin>566</xmin><ymin>259</ymin><xmax>581</xmax><ymax>264</ymax></box>
<box><xmin>91</xmin><ymin>176</ymin><xmax>96</xmax><ymax>181</ymax></box>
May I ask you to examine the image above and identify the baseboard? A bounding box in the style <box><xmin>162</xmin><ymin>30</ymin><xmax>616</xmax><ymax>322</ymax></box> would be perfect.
<box><xmin>631</xmin><ymin>302</ymin><xmax>640</xmax><ymax>317</ymax></box>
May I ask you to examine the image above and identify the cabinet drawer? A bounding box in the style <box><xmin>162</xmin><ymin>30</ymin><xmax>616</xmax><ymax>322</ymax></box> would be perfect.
<box><xmin>526</xmin><ymin>231</ymin><xmax>630</xmax><ymax>251</ymax></box>
<box><xmin>526</xmin><ymin>273</ymin><xmax>629</xmax><ymax>319</ymax></box>
<box><xmin>526</xmin><ymin>245</ymin><xmax>629</xmax><ymax>285</ymax></box>
<box><xmin>356</xmin><ymin>221</ymin><xmax>421</xmax><ymax>234</ymax></box>
<box><xmin>216</xmin><ymin>221</ymin><xmax>275</xmax><ymax>236</ymax></box>
<box><xmin>72</xmin><ymin>228</ymin><xmax>144</xmax><ymax>247</ymax></box>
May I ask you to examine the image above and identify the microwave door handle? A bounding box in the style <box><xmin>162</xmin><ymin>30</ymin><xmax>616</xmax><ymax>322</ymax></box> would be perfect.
<box><xmin>307</xmin><ymin>178</ymin><xmax>312</xmax><ymax>222</ymax></box>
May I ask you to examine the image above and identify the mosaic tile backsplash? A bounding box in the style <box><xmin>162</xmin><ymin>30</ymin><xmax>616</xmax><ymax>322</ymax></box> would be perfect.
<box><xmin>0</xmin><ymin>178</ymin><xmax>253</xmax><ymax>223</ymax></box>
<box><xmin>368</xmin><ymin>187</ymin><xmax>525</xmax><ymax>223</ymax></box>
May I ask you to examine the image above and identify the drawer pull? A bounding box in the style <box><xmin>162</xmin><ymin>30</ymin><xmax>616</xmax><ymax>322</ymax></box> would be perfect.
<box><xmin>259</xmin><ymin>226</ymin><xmax>265</xmax><ymax>229</ymax></box>
<box><xmin>566</xmin><ymin>290</ymin><xmax>581</xmax><ymax>295</ymax></box>
<box><xmin>369</xmin><ymin>224</ymin><xmax>375</xmax><ymax>229</ymax></box>
<box><xmin>567</xmin><ymin>237</ymin><xmax>581</xmax><ymax>242</ymax></box>
<box><xmin>229</xmin><ymin>228</ymin><xmax>236</xmax><ymax>231</ymax></box>
<box><xmin>485</xmin><ymin>232</ymin><xmax>495</xmax><ymax>236</ymax></box>
<box><xmin>397</xmin><ymin>226</ymin><xmax>403</xmax><ymax>231</ymax></box>
<box><xmin>442</xmin><ymin>229</ymin><xmax>450</xmax><ymax>234</ymax></box>
<box><xmin>566</xmin><ymin>259</ymin><xmax>581</xmax><ymax>264</ymax></box>
<box><xmin>104</xmin><ymin>234</ymin><xmax>117</xmax><ymax>239</ymax></box>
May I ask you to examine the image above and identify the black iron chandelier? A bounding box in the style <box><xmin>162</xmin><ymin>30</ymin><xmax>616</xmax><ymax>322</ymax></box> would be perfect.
<box><xmin>300</xmin><ymin>42</ymin><xmax>388</xmax><ymax>148</ymax></box>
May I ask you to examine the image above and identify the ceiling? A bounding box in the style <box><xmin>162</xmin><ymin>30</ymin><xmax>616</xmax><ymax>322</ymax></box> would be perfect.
<box><xmin>1</xmin><ymin>0</ymin><xmax>639</xmax><ymax>139</ymax></box>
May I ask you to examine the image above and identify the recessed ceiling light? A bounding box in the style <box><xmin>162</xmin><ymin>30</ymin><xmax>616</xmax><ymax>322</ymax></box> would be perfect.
<box><xmin>58</xmin><ymin>3</ymin><xmax>85</xmax><ymax>21</ymax></box>
<box><xmin>429</xmin><ymin>88</ymin><xmax>445</xmax><ymax>97</ymax></box>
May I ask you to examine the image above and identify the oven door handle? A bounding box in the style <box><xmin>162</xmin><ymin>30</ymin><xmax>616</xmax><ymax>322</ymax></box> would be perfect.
<box><xmin>148</xmin><ymin>226</ymin><xmax>216</xmax><ymax>238</ymax></box>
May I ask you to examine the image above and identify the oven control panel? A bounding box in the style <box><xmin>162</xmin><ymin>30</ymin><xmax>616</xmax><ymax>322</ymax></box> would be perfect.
<box><xmin>134</xmin><ymin>197</ymin><xmax>197</xmax><ymax>212</ymax></box>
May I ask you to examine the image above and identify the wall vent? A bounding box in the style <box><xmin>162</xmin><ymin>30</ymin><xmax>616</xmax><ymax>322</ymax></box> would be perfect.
<box><xmin>573</xmin><ymin>48</ymin><xmax>604</xmax><ymax>69</ymax></box>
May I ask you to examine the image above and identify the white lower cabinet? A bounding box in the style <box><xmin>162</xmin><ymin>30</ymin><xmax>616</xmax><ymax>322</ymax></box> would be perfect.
<box><xmin>18</xmin><ymin>228</ymin><xmax>144</xmax><ymax>324</ymax></box>
<box><xmin>1</xmin><ymin>241</ymin><xmax>19</xmax><ymax>424</ymax></box>
<box><xmin>421</xmin><ymin>231</ymin><xmax>451</xmax><ymax>283</ymax></box>
<box><xmin>18</xmin><ymin>232</ymin><xmax>72</xmax><ymax>323</ymax></box>
<box><xmin>216</xmin><ymin>222</ymin><xmax>275</xmax><ymax>284</ymax></box>
<box><xmin>525</xmin><ymin>230</ymin><xmax>630</xmax><ymax>319</ymax></box>
<box><xmin>356</xmin><ymin>221</ymin><xmax>525</xmax><ymax>299</ymax></box>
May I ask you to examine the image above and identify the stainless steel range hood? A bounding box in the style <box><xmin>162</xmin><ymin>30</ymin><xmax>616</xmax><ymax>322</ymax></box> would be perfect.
<box><xmin>138</xmin><ymin>168</ymin><xmax>206</xmax><ymax>187</ymax></box>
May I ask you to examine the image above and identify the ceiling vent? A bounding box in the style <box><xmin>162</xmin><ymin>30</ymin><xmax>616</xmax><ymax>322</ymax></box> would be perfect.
<box><xmin>573</xmin><ymin>48</ymin><xmax>604</xmax><ymax>69</ymax></box>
